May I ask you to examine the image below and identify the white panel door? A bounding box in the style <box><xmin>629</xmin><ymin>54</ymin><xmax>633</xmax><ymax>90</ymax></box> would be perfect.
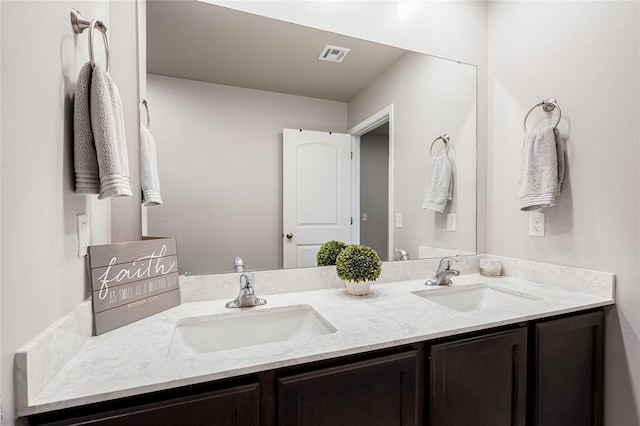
<box><xmin>283</xmin><ymin>129</ymin><xmax>352</xmax><ymax>268</ymax></box>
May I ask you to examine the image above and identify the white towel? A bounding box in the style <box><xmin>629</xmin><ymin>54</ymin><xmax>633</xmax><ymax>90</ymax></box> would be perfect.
<box><xmin>423</xmin><ymin>154</ymin><xmax>453</xmax><ymax>213</ymax></box>
<box><xmin>140</xmin><ymin>124</ymin><xmax>163</xmax><ymax>206</ymax></box>
<box><xmin>73</xmin><ymin>63</ymin><xmax>132</xmax><ymax>198</ymax></box>
<box><xmin>519</xmin><ymin>126</ymin><xmax>563</xmax><ymax>211</ymax></box>
<box><xmin>73</xmin><ymin>63</ymin><xmax>100</xmax><ymax>194</ymax></box>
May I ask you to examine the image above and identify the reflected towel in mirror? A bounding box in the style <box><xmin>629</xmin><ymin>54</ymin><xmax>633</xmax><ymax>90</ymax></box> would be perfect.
<box><xmin>423</xmin><ymin>154</ymin><xmax>453</xmax><ymax>213</ymax></box>
<box><xmin>140</xmin><ymin>124</ymin><xmax>163</xmax><ymax>206</ymax></box>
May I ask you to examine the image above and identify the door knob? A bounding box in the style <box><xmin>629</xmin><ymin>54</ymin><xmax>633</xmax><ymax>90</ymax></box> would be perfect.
<box><xmin>286</xmin><ymin>233</ymin><xmax>293</xmax><ymax>240</ymax></box>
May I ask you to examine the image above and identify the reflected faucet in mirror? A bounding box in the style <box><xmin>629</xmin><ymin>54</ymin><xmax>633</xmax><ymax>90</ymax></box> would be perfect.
<box><xmin>395</xmin><ymin>249</ymin><xmax>410</xmax><ymax>261</ymax></box>
<box><xmin>232</xmin><ymin>256</ymin><xmax>245</xmax><ymax>273</ymax></box>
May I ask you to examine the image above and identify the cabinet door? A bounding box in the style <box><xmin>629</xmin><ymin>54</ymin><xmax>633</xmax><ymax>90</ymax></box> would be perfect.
<box><xmin>533</xmin><ymin>311</ymin><xmax>604</xmax><ymax>426</ymax></box>
<box><xmin>278</xmin><ymin>351</ymin><xmax>418</xmax><ymax>426</ymax></box>
<box><xmin>430</xmin><ymin>328</ymin><xmax>527</xmax><ymax>426</ymax></box>
<box><xmin>34</xmin><ymin>383</ymin><xmax>260</xmax><ymax>426</ymax></box>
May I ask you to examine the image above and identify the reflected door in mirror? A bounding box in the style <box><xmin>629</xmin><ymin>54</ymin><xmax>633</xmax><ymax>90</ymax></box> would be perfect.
<box><xmin>283</xmin><ymin>129</ymin><xmax>352</xmax><ymax>268</ymax></box>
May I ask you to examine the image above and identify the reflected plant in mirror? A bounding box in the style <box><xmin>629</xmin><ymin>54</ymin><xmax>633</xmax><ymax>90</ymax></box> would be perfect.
<box><xmin>141</xmin><ymin>1</ymin><xmax>477</xmax><ymax>275</ymax></box>
<box><xmin>317</xmin><ymin>241</ymin><xmax>348</xmax><ymax>267</ymax></box>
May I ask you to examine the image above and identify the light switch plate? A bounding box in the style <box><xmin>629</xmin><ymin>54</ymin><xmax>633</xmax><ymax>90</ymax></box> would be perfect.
<box><xmin>395</xmin><ymin>213</ymin><xmax>403</xmax><ymax>228</ymax></box>
<box><xmin>77</xmin><ymin>214</ymin><xmax>90</xmax><ymax>257</ymax></box>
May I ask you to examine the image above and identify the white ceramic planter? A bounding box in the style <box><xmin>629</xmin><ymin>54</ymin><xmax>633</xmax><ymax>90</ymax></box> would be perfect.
<box><xmin>345</xmin><ymin>281</ymin><xmax>371</xmax><ymax>296</ymax></box>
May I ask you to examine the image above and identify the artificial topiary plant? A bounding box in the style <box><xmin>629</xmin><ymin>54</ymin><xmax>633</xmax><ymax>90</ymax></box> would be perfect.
<box><xmin>336</xmin><ymin>245</ymin><xmax>382</xmax><ymax>283</ymax></box>
<box><xmin>317</xmin><ymin>240</ymin><xmax>348</xmax><ymax>266</ymax></box>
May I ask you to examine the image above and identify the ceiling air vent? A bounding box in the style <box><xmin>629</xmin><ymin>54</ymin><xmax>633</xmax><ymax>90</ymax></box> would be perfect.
<box><xmin>318</xmin><ymin>45</ymin><xmax>350</xmax><ymax>63</ymax></box>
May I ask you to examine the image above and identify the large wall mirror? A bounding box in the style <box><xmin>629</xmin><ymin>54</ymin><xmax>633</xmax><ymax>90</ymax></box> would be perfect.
<box><xmin>141</xmin><ymin>1</ymin><xmax>477</xmax><ymax>275</ymax></box>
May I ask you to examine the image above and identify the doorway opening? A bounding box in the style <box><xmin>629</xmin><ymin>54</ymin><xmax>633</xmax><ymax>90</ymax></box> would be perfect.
<box><xmin>348</xmin><ymin>105</ymin><xmax>394</xmax><ymax>261</ymax></box>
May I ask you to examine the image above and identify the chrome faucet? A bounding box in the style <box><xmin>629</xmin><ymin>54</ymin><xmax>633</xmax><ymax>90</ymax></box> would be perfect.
<box><xmin>232</xmin><ymin>256</ymin><xmax>245</xmax><ymax>273</ymax></box>
<box><xmin>426</xmin><ymin>257</ymin><xmax>461</xmax><ymax>286</ymax></box>
<box><xmin>226</xmin><ymin>258</ymin><xmax>267</xmax><ymax>308</ymax></box>
<box><xmin>394</xmin><ymin>249</ymin><xmax>410</xmax><ymax>261</ymax></box>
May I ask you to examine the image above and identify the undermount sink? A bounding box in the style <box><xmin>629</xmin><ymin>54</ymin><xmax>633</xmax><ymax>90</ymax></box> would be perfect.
<box><xmin>413</xmin><ymin>284</ymin><xmax>540</xmax><ymax>312</ymax></box>
<box><xmin>168</xmin><ymin>304</ymin><xmax>336</xmax><ymax>357</ymax></box>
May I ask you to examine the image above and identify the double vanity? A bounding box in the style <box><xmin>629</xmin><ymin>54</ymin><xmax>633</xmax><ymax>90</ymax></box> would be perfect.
<box><xmin>16</xmin><ymin>256</ymin><xmax>614</xmax><ymax>425</ymax></box>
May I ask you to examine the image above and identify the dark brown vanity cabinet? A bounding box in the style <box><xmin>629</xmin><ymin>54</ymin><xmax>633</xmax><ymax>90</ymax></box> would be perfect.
<box><xmin>429</xmin><ymin>328</ymin><xmax>528</xmax><ymax>426</ymax></box>
<box><xmin>532</xmin><ymin>311</ymin><xmax>604</xmax><ymax>426</ymax></box>
<box><xmin>277</xmin><ymin>351</ymin><xmax>419</xmax><ymax>426</ymax></box>
<box><xmin>26</xmin><ymin>310</ymin><xmax>605</xmax><ymax>426</ymax></box>
<box><xmin>427</xmin><ymin>310</ymin><xmax>604</xmax><ymax>426</ymax></box>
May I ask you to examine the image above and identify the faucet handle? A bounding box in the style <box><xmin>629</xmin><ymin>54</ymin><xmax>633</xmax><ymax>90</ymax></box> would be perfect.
<box><xmin>240</xmin><ymin>272</ymin><xmax>255</xmax><ymax>288</ymax></box>
<box><xmin>438</xmin><ymin>257</ymin><xmax>460</xmax><ymax>270</ymax></box>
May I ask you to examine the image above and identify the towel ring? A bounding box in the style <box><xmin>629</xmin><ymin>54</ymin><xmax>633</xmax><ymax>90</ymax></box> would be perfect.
<box><xmin>523</xmin><ymin>98</ymin><xmax>561</xmax><ymax>134</ymax></box>
<box><xmin>139</xmin><ymin>99</ymin><xmax>151</xmax><ymax>130</ymax></box>
<box><xmin>70</xmin><ymin>10</ymin><xmax>109</xmax><ymax>72</ymax></box>
<box><xmin>430</xmin><ymin>134</ymin><xmax>450</xmax><ymax>158</ymax></box>
<box><xmin>88</xmin><ymin>19</ymin><xmax>110</xmax><ymax>72</ymax></box>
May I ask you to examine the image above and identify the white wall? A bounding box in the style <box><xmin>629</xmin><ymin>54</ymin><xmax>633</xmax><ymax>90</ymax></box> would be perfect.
<box><xmin>212</xmin><ymin>1</ymin><xmax>487</xmax><ymax>68</ymax></box>
<box><xmin>0</xmin><ymin>1</ymin><xmax>140</xmax><ymax>423</ymax></box>
<box><xmin>349</xmin><ymin>52</ymin><xmax>477</xmax><ymax>259</ymax></box>
<box><xmin>146</xmin><ymin>74</ymin><xmax>347</xmax><ymax>274</ymax></box>
<box><xmin>487</xmin><ymin>2</ymin><xmax>640</xmax><ymax>424</ymax></box>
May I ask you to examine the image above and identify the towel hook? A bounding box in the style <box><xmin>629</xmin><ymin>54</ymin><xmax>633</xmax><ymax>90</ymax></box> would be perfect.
<box><xmin>70</xmin><ymin>9</ymin><xmax>110</xmax><ymax>73</ymax></box>
<box><xmin>139</xmin><ymin>99</ymin><xmax>151</xmax><ymax>130</ymax></box>
<box><xmin>523</xmin><ymin>98</ymin><xmax>561</xmax><ymax>134</ymax></box>
<box><xmin>430</xmin><ymin>134</ymin><xmax>450</xmax><ymax>158</ymax></box>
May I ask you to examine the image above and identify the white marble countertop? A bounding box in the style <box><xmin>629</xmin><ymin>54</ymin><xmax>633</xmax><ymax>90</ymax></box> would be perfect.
<box><xmin>18</xmin><ymin>272</ymin><xmax>614</xmax><ymax>416</ymax></box>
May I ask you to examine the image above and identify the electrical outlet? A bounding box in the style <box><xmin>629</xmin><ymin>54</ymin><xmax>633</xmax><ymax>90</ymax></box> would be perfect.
<box><xmin>395</xmin><ymin>213</ymin><xmax>403</xmax><ymax>228</ymax></box>
<box><xmin>447</xmin><ymin>213</ymin><xmax>456</xmax><ymax>231</ymax></box>
<box><xmin>529</xmin><ymin>212</ymin><xmax>545</xmax><ymax>237</ymax></box>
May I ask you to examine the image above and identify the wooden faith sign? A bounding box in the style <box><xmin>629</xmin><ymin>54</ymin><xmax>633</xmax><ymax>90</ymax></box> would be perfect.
<box><xmin>87</xmin><ymin>237</ymin><xmax>181</xmax><ymax>335</ymax></box>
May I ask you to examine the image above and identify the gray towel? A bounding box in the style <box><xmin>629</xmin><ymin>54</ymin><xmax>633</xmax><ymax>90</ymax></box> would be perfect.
<box><xmin>554</xmin><ymin>128</ymin><xmax>566</xmax><ymax>194</ymax></box>
<box><xmin>519</xmin><ymin>126</ymin><xmax>563</xmax><ymax>211</ymax></box>
<box><xmin>91</xmin><ymin>64</ymin><xmax>132</xmax><ymax>199</ymax></box>
<box><xmin>423</xmin><ymin>154</ymin><xmax>453</xmax><ymax>213</ymax></box>
<box><xmin>140</xmin><ymin>124</ymin><xmax>163</xmax><ymax>206</ymax></box>
<box><xmin>73</xmin><ymin>63</ymin><xmax>100</xmax><ymax>193</ymax></box>
<box><xmin>73</xmin><ymin>63</ymin><xmax>132</xmax><ymax>198</ymax></box>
